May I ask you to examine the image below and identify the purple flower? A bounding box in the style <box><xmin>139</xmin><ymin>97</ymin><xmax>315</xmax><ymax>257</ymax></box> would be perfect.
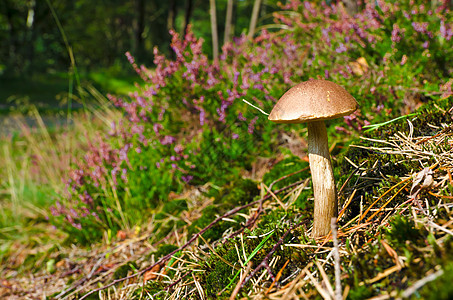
<box><xmin>391</xmin><ymin>24</ymin><xmax>403</xmax><ymax>43</ymax></box>
<box><xmin>160</xmin><ymin>135</ymin><xmax>176</xmax><ymax>145</ymax></box>
<box><xmin>335</xmin><ymin>43</ymin><xmax>347</xmax><ymax>53</ymax></box>
<box><xmin>232</xmin><ymin>133</ymin><xmax>239</xmax><ymax>139</ymax></box>
<box><xmin>174</xmin><ymin>144</ymin><xmax>184</xmax><ymax>154</ymax></box>
<box><xmin>182</xmin><ymin>175</ymin><xmax>193</xmax><ymax>183</ymax></box>
<box><xmin>153</xmin><ymin>123</ymin><xmax>163</xmax><ymax>135</ymax></box>
<box><xmin>248</xmin><ymin>117</ymin><xmax>258</xmax><ymax>134</ymax></box>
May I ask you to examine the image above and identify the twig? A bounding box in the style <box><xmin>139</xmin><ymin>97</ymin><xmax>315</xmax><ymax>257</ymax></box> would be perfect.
<box><xmin>164</xmin><ymin>271</ymin><xmax>192</xmax><ymax>292</ymax></box>
<box><xmin>400</xmin><ymin>269</ymin><xmax>444</xmax><ymax>298</ymax></box>
<box><xmin>229</xmin><ymin>261</ymin><xmax>252</xmax><ymax>300</ymax></box>
<box><xmin>240</xmin><ymin>221</ymin><xmax>306</xmax><ymax>289</ymax></box>
<box><xmin>331</xmin><ymin>218</ymin><xmax>342</xmax><ymax>300</ymax></box>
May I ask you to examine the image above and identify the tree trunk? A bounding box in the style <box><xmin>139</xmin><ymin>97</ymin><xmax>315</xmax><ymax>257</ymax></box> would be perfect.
<box><xmin>209</xmin><ymin>0</ymin><xmax>219</xmax><ymax>62</ymax></box>
<box><xmin>223</xmin><ymin>0</ymin><xmax>233</xmax><ymax>44</ymax></box>
<box><xmin>25</xmin><ymin>0</ymin><xmax>36</xmax><ymax>74</ymax></box>
<box><xmin>248</xmin><ymin>0</ymin><xmax>262</xmax><ymax>38</ymax></box>
<box><xmin>167</xmin><ymin>0</ymin><xmax>177</xmax><ymax>31</ymax></box>
<box><xmin>132</xmin><ymin>0</ymin><xmax>145</xmax><ymax>57</ymax></box>
<box><xmin>182</xmin><ymin>0</ymin><xmax>193</xmax><ymax>36</ymax></box>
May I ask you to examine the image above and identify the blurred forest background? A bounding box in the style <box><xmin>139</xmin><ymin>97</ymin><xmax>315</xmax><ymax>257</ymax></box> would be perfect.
<box><xmin>0</xmin><ymin>0</ymin><xmax>287</xmax><ymax>109</ymax></box>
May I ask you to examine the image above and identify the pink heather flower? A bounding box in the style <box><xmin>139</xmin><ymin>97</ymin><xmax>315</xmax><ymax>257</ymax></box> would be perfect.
<box><xmin>174</xmin><ymin>144</ymin><xmax>184</xmax><ymax>154</ymax></box>
<box><xmin>199</xmin><ymin>108</ymin><xmax>206</xmax><ymax>125</ymax></box>
<box><xmin>391</xmin><ymin>24</ymin><xmax>403</xmax><ymax>43</ymax></box>
<box><xmin>232</xmin><ymin>133</ymin><xmax>239</xmax><ymax>139</ymax></box>
<box><xmin>160</xmin><ymin>135</ymin><xmax>176</xmax><ymax>145</ymax></box>
<box><xmin>411</xmin><ymin>22</ymin><xmax>428</xmax><ymax>34</ymax></box>
<box><xmin>158</xmin><ymin>107</ymin><xmax>166</xmax><ymax>121</ymax></box>
<box><xmin>440</xmin><ymin>20</ymin><xmax>447</xmax><ymax>37</ymax></box>
<box><xmin>335</xmin><ymin>43</ymin><xmax>347</xmax><ymax>53</ymax></box>
<box><xmin>121</xmin><ymin>169</ymin><xmax>127</xmax><ymax>181</ymax></box>
<box><xmin>181</xmin><ymin>175</ymin><xmax>193</xmax><ymax>183</ymax></box>
<box><xmin>238</xmin><ymin>112</ymin><xmax>247</xmax><ymax>121</ymax></box>
<box><xmin>153</xmin><ymin>123</ymin><xmax>163</xmax><ymax>135</ymax></box>
<box><xmin>119</xmin><ymin>143</ymin><xmax>132</xmax><ymax>163</ymax></box>
<box><xmin>321</xmin><ymin>28</ymin><xmax>331</xmax><ymax>46</ymax></box>
<box><xmin>248</xmin><ymin>117</ymin><xmax>259</xmax><ymax>134</ymax></box>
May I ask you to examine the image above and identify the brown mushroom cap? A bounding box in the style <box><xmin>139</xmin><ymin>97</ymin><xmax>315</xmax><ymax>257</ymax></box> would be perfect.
<box><xmin>268</xmin><ymin>80</ymin><xmax>357</xmax><ymax>123</ymax></box>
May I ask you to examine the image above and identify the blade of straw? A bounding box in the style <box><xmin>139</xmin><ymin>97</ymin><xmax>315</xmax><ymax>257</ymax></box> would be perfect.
<box><xmin>242</xmin><ymin>99</ymin><xmax>269</xmax><ymax>116</ymax></box>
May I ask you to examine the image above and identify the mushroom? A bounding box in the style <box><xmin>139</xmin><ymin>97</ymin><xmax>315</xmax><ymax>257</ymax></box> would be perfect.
<box><xmin>268</xmin><ymin>80</ymin><xmax>357</xmax><ymax>237</ymax></box>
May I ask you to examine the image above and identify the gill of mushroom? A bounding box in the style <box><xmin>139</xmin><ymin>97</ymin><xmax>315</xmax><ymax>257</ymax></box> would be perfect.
<box><xmin>268</xmin><ymin>80</ymin><xmax>357</xmax><ymax>237</ymax></box>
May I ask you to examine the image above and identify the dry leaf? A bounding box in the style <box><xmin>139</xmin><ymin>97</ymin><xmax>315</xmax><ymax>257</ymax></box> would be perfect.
<box><xmin>381</xmin><ymin>240</ymin><xmax>402</xmax><ymax>269</ymax></box>
<box><xmin>143</xmin><ymin>264</ymin><xmax>162</xmax><ymax>282</ymax></box>
<box><xmin>410</xmin><ymin>168</ymin><xmax>434</xmax><ymax>198</ymax></box>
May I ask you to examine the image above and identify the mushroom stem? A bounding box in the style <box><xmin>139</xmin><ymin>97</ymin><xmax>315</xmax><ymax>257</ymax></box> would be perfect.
<box><xmin>307</xmin><ymin>121</ymin><xmax>338</xmax><ymax>237</ymax></box>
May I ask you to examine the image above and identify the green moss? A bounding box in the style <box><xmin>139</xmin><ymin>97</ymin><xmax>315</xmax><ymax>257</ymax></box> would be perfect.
<box><xmin>213</xmin><ymin>178</ymin><xmax>260</xmax><ymax>206</ymax></box>
<box><xmin>187</xmin><ymin>178</ymin><xmax>260</xmax><ymax>242</ymax></box>
<box><xmin>384</xmin><ymin>215</ymin><xmax>426</xmax><ymax>248</ymax></box>
<box><xmin>200</xmin><ymin>213</ymin><xmax>311</xmax><ymax>297</ymax></box>
<box><xmin>133</xmin><ymin>281</ymin><xmax>168</xmax><ymax>299</ymax></box>
<box><xmin>263</xmin><ymin>155</ymin><xmax>310</xmax><ymax>191</ymax></box>
<box><xmin>187</xmin><ymin>204</ymin><xmax>241</xmax><ymax>241</ymax></box>
<box><xmin>113</xmin><ymin>261</ymin><xmax>138</xmax><ymax>279</ymax></box>
<box><xmin>153</xmin><ymin>244</ymin><xmax>179</xmax><ymax>259</ymax></box>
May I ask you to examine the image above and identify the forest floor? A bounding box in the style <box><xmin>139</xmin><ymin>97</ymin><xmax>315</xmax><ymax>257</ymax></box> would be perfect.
<box><xmin>1</xmin><ymin>99</ymin><xmax>453</xmax><ymax>299</ymax></box>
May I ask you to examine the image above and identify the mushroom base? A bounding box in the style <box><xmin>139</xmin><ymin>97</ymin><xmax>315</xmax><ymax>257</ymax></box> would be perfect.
<box><xmin>307</xmin><ymin>121</ymin><xmax>338</xmax><ymax>238</ymax></box>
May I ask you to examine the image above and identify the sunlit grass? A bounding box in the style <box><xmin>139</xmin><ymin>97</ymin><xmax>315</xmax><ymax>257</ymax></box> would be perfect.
<box><xmin>0</xmin><ymin>85</ymin><xmax>121</xmax><ymax>248</ymax></box>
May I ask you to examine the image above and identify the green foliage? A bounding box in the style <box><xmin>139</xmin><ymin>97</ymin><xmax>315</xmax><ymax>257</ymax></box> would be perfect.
<box><xmin>189</xmin><ymin>128</ymin><xmax>258</xmax><ymax>187</ymax></box>
<box><xmin>152</xmin><ymin>243</ymin><xmax>179</xmax><ymax>260</ymax></box>
<box><xmin>213</xmin><ymin>178</ymin><xmax>259</xmax><ymax>206</ymax></box>
<box><xmin>263</xmin><ymin>155</ymin><xmax>311</xmax><ymax>208</ymax></box>
<box><xmin>385</xmin><ymin>215</ymin><xmax>426</xmax><ymax>248</ymax></box>
<box><xmin>2</xmin><ymin>1</ymin><xmax>453</xmax><ymax>297</ymax></box>
<box><xmin>263</xmin><ymin>155</ymin><xmax>310</xmax><ymax>190</ymax></box>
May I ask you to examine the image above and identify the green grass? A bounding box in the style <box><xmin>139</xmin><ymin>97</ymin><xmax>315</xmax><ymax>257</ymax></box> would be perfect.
<box><xmin>0</xmin><ymin>88</ymin><xmax>122</xmax><ymax>272</ymax></box>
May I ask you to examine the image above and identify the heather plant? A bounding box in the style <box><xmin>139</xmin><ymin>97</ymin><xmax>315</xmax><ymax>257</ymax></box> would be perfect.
<box><xmin>52</xmin><ymin>0</ymin><xmax>453</xmax><ymax>243</ymax></box>
<box><xmin>274</xmin><ymin>0</ymin><xmax>453</xmax><ymax>120</ymax></box>
<box><xmin>51</xmin><ymin>25</ymin><xmax>316</xmax><ymax>242</ymax></box>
